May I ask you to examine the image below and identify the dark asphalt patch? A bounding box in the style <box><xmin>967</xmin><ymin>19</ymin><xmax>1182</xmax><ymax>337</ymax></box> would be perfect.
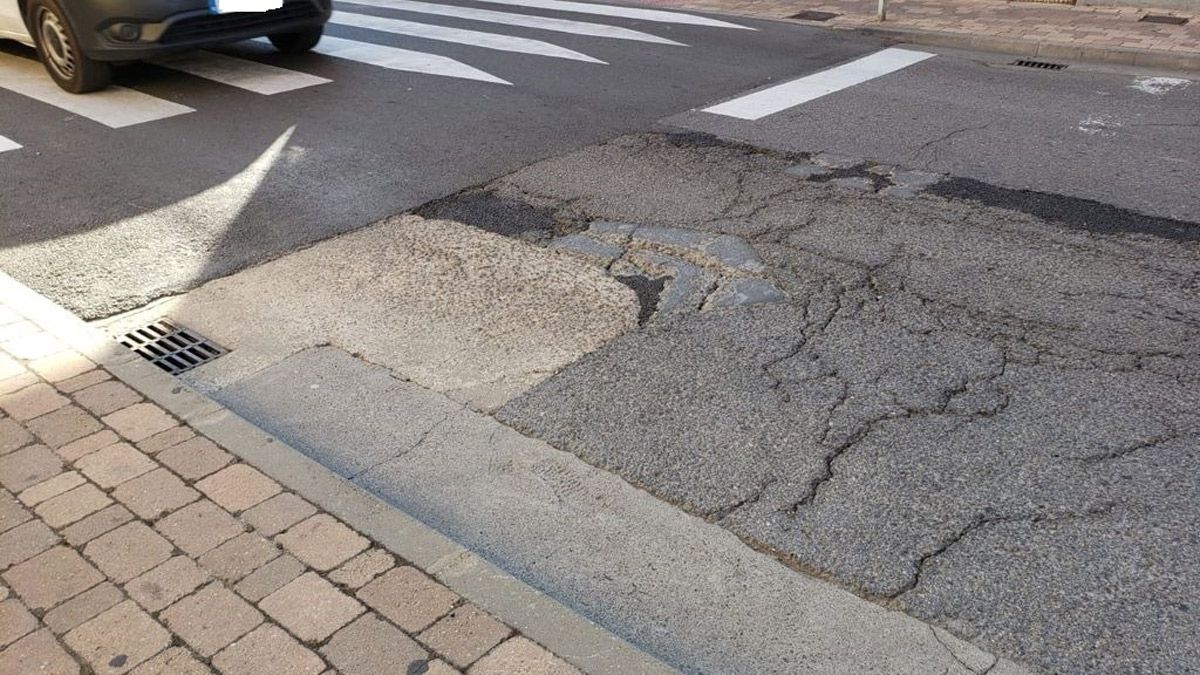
<box><xmin>414</xmin><ymin>190</ymin><xmax>580</xmax><ymax>242</ymax></box>
<box><xmin>615</xmin><ymin>274</ymin><xmax>667</xmax><ymax>326</ymax></box>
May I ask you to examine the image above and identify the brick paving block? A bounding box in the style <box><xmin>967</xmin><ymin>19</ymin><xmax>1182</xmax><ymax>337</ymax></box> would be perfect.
<box><xmin>129</xmin><ymin>647</ymin><xmax>213</xmax><ymax>675</ymax></box>
<box><xmin>102</xmin><ymin>403</ymin><xmax>176</xmax><ymax>443</ymax></box>
<box><xmin>73</xmin><ymin>381</ymin><xmax>143</xmax><ymax>417</ymax></box>
<box><xmin>0</xmin><ymin>443</ymin><xmax>63</xmax><ymax>492</ymax></box>
<box><xmin>418</xmin><ymin>604</ymin><xmax>512</xmax><ymax>669</ymax></box>
<box><xmin>0</xmin><ymin>372</ymin><xmax>39</xmax><ymax>397</ymax></box>
<box><xmin>213</xmin><ymin>624</ymin><xmax>325</xmax><ymax>675</ymax></box>
<box><xmin>196</xmin><ymin>464</ymin><xmax>281</xmax><ymax>513</ymax></box>
<box><xmin>0</xmin><ymin>319</ymin><xmax>37</xmax><ymax>341</ymax></box>
<box><xmin>27</xmin><ymin>405</ymin><xmax>102</xmax><ymax>449</ymax></box>
<box><xmin>56</xmin><ymin>429</ymin><xmax>119</xmax><ymax>462</ymax></box>
<box><xmin>18</xmin><ymin>471</ymin><xmax>84</xmax><ymax>507</ymax></box>
<box><xmin>260</xmin><ymin>571</ymin><xmax>365</xmax><ymax>643</ymax></box>
<box><xmin>0</xmin><ymin>382</ymin><xmax>69</xmax><ymax>421</ymax></box>
<box><xmin>36</xmin><ymin>483</ymin><xmax>113</xmax><ymax>528</ymax></box>
<box><xmin>56</xmin><ymin>370</ymin><xmax>110</xmax><ymax>395</ymax></box>
<box><xmin>2</xmin><ymin>546</ymin><xmax>103</xmax><ymax>610</ymax></box>
<box><xmin>157</xmin><ymin>437</ymin><xmax>233</xmax><ymax>481</ymax></box>
<box><xmin>162</xmin><ymin>581</ymin><xmax>263</xmax><ymax>657</ymax></box>
<box><xmin>136</xmin><ymin>426</ymin><xmax>195</xmax><ymax>455</ymax></box>
<box><xmin>320</xmin><ymin>614</ymin><xmax>428</xmax><ymax>675</ymax></box>
<box><xmin>0</xmin><ymin>628</ymin><xmax>80</xmax><ymax>675</ymax></box>
<box><xmin>3</xmin><ymin>332</ymin><xmax>65</xmax><ymax>361</ymax></box>
<box><xmin>43</xmin><ymin>582</ymin><xmax>123</xmax><ymax>635</ymax></box>
<box><xmin>197</xmin><ymin>532</ymin><xmax>279</xmax><ymax>583</ymax></box>
<box><xmin>241</xmin><ymin>492</ymin><xmax>316</xmax><ymax>537</ymax></box>
<box><xmin>0</xmin><ymin>416</ymin><xmax>33</xmax><ymax>455</ymax></box>
<box><xmin>233</xmin><ymin>554</ymin><xmax>304</xmax><ymax>603</ymax></box>
<box><xmin>329</xmin><ymin>548</ymin><xmax>395</xmax><ymax>589</ymax></box>
<box><xmin>357</xmin><ymin>567</ymin><xmax>459</xmax><ymax>633</ymax></box>
<box><xmin>0</xmin><ymin>519</ymin><xmax>59</xmax><ymax>569</ymax></box>
<box><xmin>0</xmin><ymin>598</ymin><xmax>38</xmax><ymax>647</ymax></box>
<box><xmin>75</xmin><ymin>442</ymin><xmax>157</xmax><ymax>488</ymax></box>
<box><xmin>126</xmin><ymin>556</ymin><xmax>210</xmax><ymax>613</ymax></box>
<box><xmin>277</xmin><ymin>514</ymin><xmax>369</xmax><ymax>572</ymax></box>
<box><xmin>0</xmin><ymin>490</ymin><xmax>33</xmax><ymax>534</ymax></box>
<box><xmin>62</xmin><ymin>504</ymin><xmax>134</xmax><ymax>546</ymax></box>
<box><xmin>29</xmin><ymin>352</ymin><xmax>94</xmax><ymax>383</ymax></box>
<box><xmin>426</xmin><ymin>658</ymin><xmax>462</xmax><ymax>675</ymax></box>
<box><xmin>0</xmin><ymin>349</ymin><xmax>21</xmax><ymax>379</ymax></box>
<box><xmin>112</xmin><ymin>468</ymin><xmax>199</xmax><ymax>520</ymax></box>
<box><xmin>84</xmin><ymin>522</ymin><xmax>175</xmax><ymax>583</ymax></box>
<box><xmin>155</xmin><ymin>499</ymin><xmax>244</xmax><ymax>556</ymax></box>
<box><xmin>467</xmin><ymin>637</ymin><xmax>581</xmax><ymax>675</ymax></box>
<box><xmin>65</xmin><ymin>600</ymin><xmax>171</xmax><ymax>674</ymax></box>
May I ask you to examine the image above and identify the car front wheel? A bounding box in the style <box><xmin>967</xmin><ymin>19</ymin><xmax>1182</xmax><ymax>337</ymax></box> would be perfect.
<box><xmin>30</xmin><ymin>0</ymin><xmax>111</xmax><ymax>93</ymax></box>
<box><xmin>268</xmin><ymin>26</ymin><xmax>323</xmax><ymax>54</ymax></box>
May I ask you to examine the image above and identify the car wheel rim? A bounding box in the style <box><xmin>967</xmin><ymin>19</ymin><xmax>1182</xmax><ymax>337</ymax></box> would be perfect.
<box><xmin>37</xmin><ymin>8</ymin><xmax>75</xmax><ymax>80</ymax></box>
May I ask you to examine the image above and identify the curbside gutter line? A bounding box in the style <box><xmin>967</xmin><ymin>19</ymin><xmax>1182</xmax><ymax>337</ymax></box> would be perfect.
<box><xmin>0</xmin><ymin>271</ymin><xmax>676</xmax><ymax>675</ymax></box>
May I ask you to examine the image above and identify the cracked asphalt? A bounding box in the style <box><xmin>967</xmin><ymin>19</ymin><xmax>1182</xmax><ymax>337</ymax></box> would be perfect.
<box><xmin>481</xmin><ymin>133</ymin><xmax>1200</xmax><ymax>674</ymax></box>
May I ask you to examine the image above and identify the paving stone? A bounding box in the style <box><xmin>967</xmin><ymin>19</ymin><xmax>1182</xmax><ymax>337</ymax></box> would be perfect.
<box><xmin>136</xmin><ymin>426</ymin><xmax>195</xmax><ymax>455</ymax></box>
<box><xmin>56</xmin><ymin>430</ymin><xmax>119</xmax><ymax>462</ymax></box>
<box><xmin>75</xmin><ymin>442</ymin><xmax>157</xmax><ymax>488</ymax></box>
<box><xmin>62</xmin><ymin>504</ymin><xmax>134</xmax><ymax>547</ymax></box>
<box><xmin>2</xmin><ymin>546</ymin><xmax>103</xmax><ymax>610</ymax></box>
<box><xmin>3</xmin><ymin>332</ymin><xmax>65</xmax><ymax>361</ymax></box>
<box><xmin>197</xmin><ymin>532</ymin><xmax>279</xmax><ymax>583</ymax></box>
<box><xmin>18</xmin><ymin>470</ymin><xmax>84</xmax><ymax>507</ymax></box>
<box><xmin>129</xmin><ymin>647</ymin><xmax>213</xmax><ymax>675</ymax></box>
<box><xmin>36</xmin><ymin>484</ymin><xmax>113</xmax><ymax>528</ymax></box>
<box><xmin>42</xmin><ymin>582</ymin><xmax>123</xmax><ymax>635</ymax></box>
<box><xmin>0</xmin><ymin>350</ymin><xmax>22</xmax><ymax>380</ymax></box>
<box><xmin>56</xmin><ymin>370</ymin><xmax>111</xmax><ymax>395</ymax></box>
<box><xmin>102</xmin><ymin>404</ymin><xmax>176</xmax><ymax>443</ymax></box>
<box><xmin>0</xmin><ymin>416</ymin><xmax>33</xmax><ymax>455</ymax></box>
<box><xmin>112</xmin><ymin>468</ymin><xmax>199</xmax><ymax>519</ymax></box>
<box><xmin>241</xmin><ymin>493</ymin><xmax>316</xmax><ymax>537</ymax></box>
<box><xmin>233</xmin><ymin>554</ymin><xmax>305</xmax><ymax>603</ymax></box>
<box><xmin>467</xmin><ymin>637</ymin><xmax>581</xmax><ymax>675</ymax></box>
<box><xmin>0</xmin><ymin>519</ymin><xmax>58</xmax><ymax>569</ymax></box>
<box><xmin>329</xmin><ymin>548</ymin><xmax>395</xmax><ymax>589</ymax></box>
<box><xmin>783</xmin><ymin>163</ymin><xmax>832</xmax><ymax>179</ymax></box>
<box><xmin>126</xmin><ymin>556</ymin><xmax>210</xmax><ymax>613</ymax></box>
<box><xmin>65</xmin><ymin>600</ymin><xmax>171</xmax><ymax>674</ymax></box>
<box><xmin>0</xmin><ymin>372</ymin><xmax>39</xmax><ymax>397</ymax></box>
<box><xmin>549</xmin><ymin>234</ymin><xmax>624</xmax><ymax>264</ymax></box>
<box><xmin>154</xmin><ymin>499</ymin><xmax>244</xmax><ymax>557</ymax></box>
<box><xmin>320</xmin><ymin>614</ymin><xmax>428</xmax><ymax>675</ymax></box>
<box><xmin>73</xmin><ymin>381</ymin><xmax>143</xmax><ymax>417</ymax></box>
<box><xmin>700</xmin><ymin>234</ymin><xmax>766</xmax><ymax>273</ymax></box>
<box><xmin>426</xmin><ymin>658</ymin><xmax>461</xmax><ymax>675</ymax></box>
<box><xmin>586</xmin><ymin>220</ymin><xmax>637</xmax><ymax>242</ymax></box>
<box><xmin>29</xmin><ymin>352</ymin><xmax>94</xmax><ymax>384</ymax></box>
<box><xmin>0</xmin><ymin>598</ymin><xmax>38</xmax><ymax>647</ymax></box>
<box><xmin>0</xmin><ymin>628</ymin><xmax>80</xmax><ymax>675</ymax></box>
<box><xmin>212</xmin><ymin>624</ymin><xmax>325</xmax><ymax>675</ymax></box>
<box><xmin>260</xmin><ymin>572</ymin><xmax>364</xmax><ymax>643</ymax></box>
<box><xmin>156</xmin><ymin>437</ymin><xmax>233</xmax><ymax>481</ymax></box>
<box><xmin>0</xmin><ymin>320</ymin><xmax>37</xmax><ymax>342</ymax></box>
<box><xmin>417</xmin><ymin>604</ymin><xmax>511</xmax><ymax>669</ymax></box>
<box><xmin>0</xmin><ymin>443</ymin><xmax>63</xmax><ymax>492</ymax></box>
<box><xmin>277</xmin><ymin>514</ymin><xmax>369</xmax><ymax>572</ymax></box>
<box><xmin>196</xmin><ymin>464</ymin><xmax>281</xmax><ymax>513</ymax></box>
<box><xmin>162</xmin><ymin>582</ymin><xmax>263</xmax><ymax>657</ymax></box>
<box><xmin>84</xmin><ymin>522</ymin><xmax>175</xmax><ymax>583</ymax></box>
<box><xmin>357</xmin><ymin>567</ymin><xmax>459</xmax><ymax>633</ymax></box>
<box><xmin>0</xmin><ymin>383</ymin><xmax>69</xmax><ymax>421</ymax></box>
<box><xmin>631</xmin><ymin>224</ymin><xmax>709</xmax><ymax>251</ymax></box>
<box><xmin>0</xmin><ymin>490</ymin><xmax>33</xmax><ymax>534</ymax></box>
<box><xmin>703</xmin><ymin>278</ymin><xmax>788</xmax><ymax>310</ymax></box>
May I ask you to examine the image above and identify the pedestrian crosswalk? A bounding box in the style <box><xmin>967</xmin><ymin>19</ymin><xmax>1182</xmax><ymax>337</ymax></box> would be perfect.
<box><xmin>152</xmin><ymin>51</ymin><xmax>332</xmax><ymax>95</ymax></box>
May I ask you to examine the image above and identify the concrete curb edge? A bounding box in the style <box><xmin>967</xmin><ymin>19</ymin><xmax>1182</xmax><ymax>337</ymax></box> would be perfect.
<box><xmin>0</xmin><ymin>271</ymin><xmax>675</xmax><ymax>675</ymax></box>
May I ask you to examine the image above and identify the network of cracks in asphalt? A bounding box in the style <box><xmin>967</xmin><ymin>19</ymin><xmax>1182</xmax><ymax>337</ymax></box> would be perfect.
<box><xmin>424</xmin><ymin>132</ymin><xmax>1200</xmax><ymax>675</ymax></box>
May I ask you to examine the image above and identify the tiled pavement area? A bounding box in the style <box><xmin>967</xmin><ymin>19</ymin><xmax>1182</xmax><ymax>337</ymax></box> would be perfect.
<box><xmin>0</xmin><ymin>304</ymin><xmax>579</xmax><ymax>675</ymax></box>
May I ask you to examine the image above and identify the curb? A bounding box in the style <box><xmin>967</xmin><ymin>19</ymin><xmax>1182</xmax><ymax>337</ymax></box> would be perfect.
<box><xmin>846</xmin><ymin>24</ymin><xmax>1200</xmax><ymax>72</ymax></box>
<box><xmin>0</xmin><ymin>271</ymin><xmax>675</xmax><ymax>675</ymax></box>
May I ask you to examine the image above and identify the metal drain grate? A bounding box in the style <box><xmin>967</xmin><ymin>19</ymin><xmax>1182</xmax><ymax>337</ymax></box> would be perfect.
<box><xmin>1140</xmin><ymin>14</ymin><xmax>1188</xmax><ymax>24</ymax></box>
<box><xmin>119</xmin><ymin>319</ymin><xmax>226</xmax><ymax>375</ymax></box>
<box><xmin>789</xmin><ymin>10</ymin><xmax>839</xmax><ymax>20</ymax></box>
<box><xmin>1012</xmin><ymin>59</ymin><xmax>1068</xmax><ymax>70</ymax></box>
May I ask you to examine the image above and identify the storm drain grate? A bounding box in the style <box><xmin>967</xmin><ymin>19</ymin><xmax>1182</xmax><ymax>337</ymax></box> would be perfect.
<box><xmin>1140</xmin><ymin>14</ymin><xmax>1188</xmax><ymax>24</ymax></box>
<box><xmin>1012</xmin><ymin>59</ymin><xmax>1068</xmax><ymax>70</ymax></box>
<box><xmin>789</xmin><ymin>10</ymin><xmax>839</xmax><ymax>20</ymax></box>
<box><xmin>119</xmin><ymin>319</ymin><xmax>226</xmax><ymax>375</ymax></box>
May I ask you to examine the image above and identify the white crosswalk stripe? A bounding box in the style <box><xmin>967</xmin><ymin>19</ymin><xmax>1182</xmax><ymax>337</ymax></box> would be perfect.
<box><xmin>331</xmin><ymin>10</ymin><xmax>606</xmax><ymax>63</ymax></box>
<box><xmin>152</xmin><ymin>51</ymin><xmax>331</xmax><ymax>94</ymax></box>
<box><xmin>0</xmin><ymin>135</ymin><xmax>21</xmax><ymax>153</ymax></box>
<box><xmin>340</xmin><ymin>0</ymin><xmax>685</xmax><ymax>45</ymax></box>
<box><xmin>467</xmin><ymin>0</ymin><xmax>751</xmax><ymax>29</ymax></box>
<box><xmin>0</xmin><ymin>52</ymin><xmax>193</xmax><ymax>128</ymax></box>
<box><xmin>277</xmin><ymin>35</ymin><xmax>512</xmax><ymax>84</ymax></box>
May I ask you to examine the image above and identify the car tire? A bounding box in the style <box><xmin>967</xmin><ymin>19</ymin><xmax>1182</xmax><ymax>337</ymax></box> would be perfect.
<box><xmin>268</xmin><ymin>26</ymin><xmax>323</xmax><ymax>54</ymax></box>
<box><xmin>29</xmin><ymin>0</ymin><xmax>111</xmax><ymax>93</ymax></box>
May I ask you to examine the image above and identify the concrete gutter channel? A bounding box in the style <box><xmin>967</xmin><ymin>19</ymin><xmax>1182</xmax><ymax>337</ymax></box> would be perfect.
<box><xmin>0</xmin><ymin>270</ymin><xmax>1028</xmax><ymax>675</ymax></box>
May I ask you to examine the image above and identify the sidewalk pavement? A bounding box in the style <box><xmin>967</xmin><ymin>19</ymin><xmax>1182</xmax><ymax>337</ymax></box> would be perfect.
<box><xmin>640</xmin><ymin>0</ymin><xmax>1200</xmax><ymax>71</ymax></box>
<box><xmin>0</xmin><ymin>289</ymin><xmax>663</xmax><ymax>674</ymax></box>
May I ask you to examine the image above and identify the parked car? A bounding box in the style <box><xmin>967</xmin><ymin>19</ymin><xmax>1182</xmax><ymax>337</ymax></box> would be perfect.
<box><xmin>0</xmin><ymin>0</ymin><xmax>331</xmax><ymax>93</ymax></box>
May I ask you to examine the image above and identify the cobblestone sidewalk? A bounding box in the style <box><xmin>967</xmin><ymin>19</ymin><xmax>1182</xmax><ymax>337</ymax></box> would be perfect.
<box><xmin>0</xmin><ymin>302</ymin><xmax>580</xmax><ymax>675</ymax></box>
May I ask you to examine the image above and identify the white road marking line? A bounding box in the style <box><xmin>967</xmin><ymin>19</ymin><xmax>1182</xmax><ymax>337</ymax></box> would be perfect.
<box><xmin>0</xmin><ymin>52</ymin><xmax>193</xmax><ymax>129</ymax></box>
<box><xmin>703</xmin><ymin>47</ymin><xmax>935</xmax><ymax>121</ymax></box>
<box><xmin>0</xmin><ymin>135</ymin><xmax>20</xmax><ymax>153</ymax></box>
<box><xmin>331</xmin><ymin>10</ymin><xmax>606</xmax><ymax>63</ymax></box>
<box><xmin>268</xmin><ymin>35</ymin><xmax>511</xmax><ymax>84</ymax></box>
<box><xmin>152</xmin><ymin>51</ymin><xmax>331</xmax><ymax>94</ymax></box>
<box><xmin>341</xmin><ymin>0</ymin><xmax>684</xmax><ymax>45</ymax></box>
<box><xmin>466</xmin><ymin>0</ymin><xmax>752</xmax><ymax>29</ymax></box>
